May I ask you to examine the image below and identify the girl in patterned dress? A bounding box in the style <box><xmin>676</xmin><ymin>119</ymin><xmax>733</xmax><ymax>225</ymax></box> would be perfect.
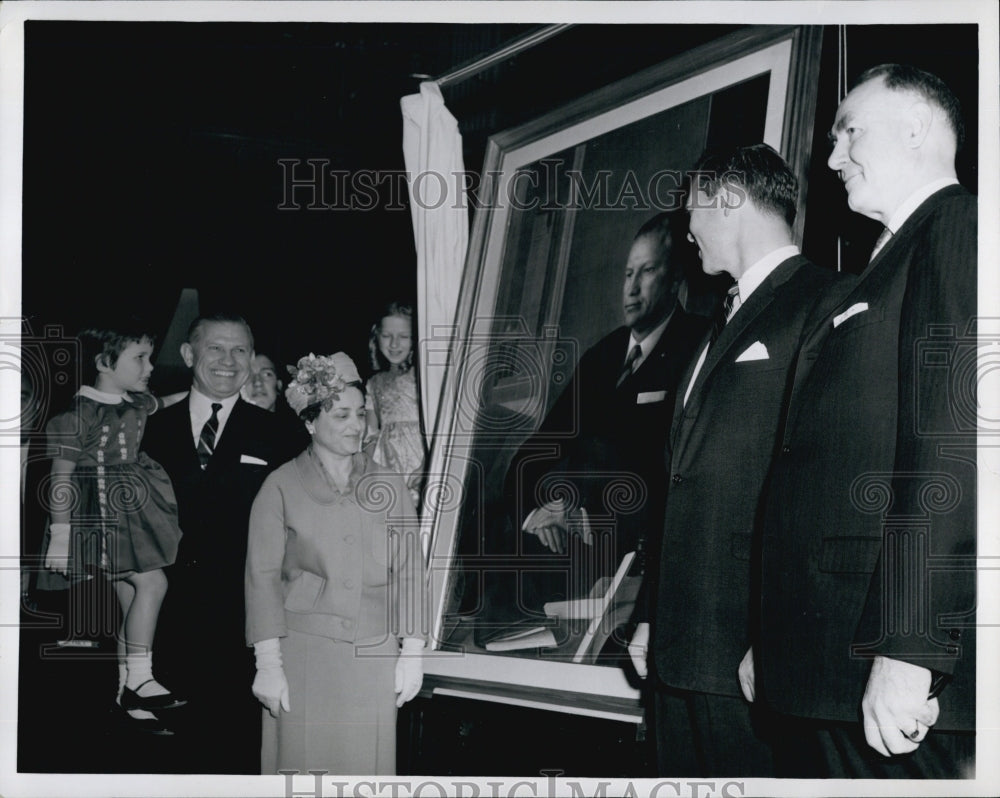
<box><xmin>44</xmin><ymin>323</ymin><xmax>186</xmax><ymax>730</ymax></box>
<box><xmin>364</xmin><ymin>301</ymin><xmax>427</xmax><ymax>509</ymax></box>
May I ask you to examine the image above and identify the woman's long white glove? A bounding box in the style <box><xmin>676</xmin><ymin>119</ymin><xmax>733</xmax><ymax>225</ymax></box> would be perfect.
<box><xmin>45</xmin><ymin>523</ymin><xmax>71</xmax><ymax>574</ymax></box>
<box><xmin>394</xmin><ymin>637</ymin><xmax>424</xmax><ymax>708</ymax></box>
<box><xmin>252</xmin><ymin>638</ymin><xmax>290</xmax><ymax>718</ymax></box>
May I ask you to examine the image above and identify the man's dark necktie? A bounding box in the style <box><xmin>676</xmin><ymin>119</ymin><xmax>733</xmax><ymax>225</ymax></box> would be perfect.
<box><xmin>870</xmin><ymin>226</ymin><xmax>893</xmax><ymax>262</ymax></box>
<box><xmin>709</xmin><ymin>285</ymin><xmax>741</xmax><ymax>347</ymax></box>
<box><xmin>197</xmin><ymin>402</ymin><xmax>222</xmax><ymax>470</ymax></box>
<box><xmin>616</xmin><ymin>344</ymin><xmax>643</xmax><ymax>389</ymax></box>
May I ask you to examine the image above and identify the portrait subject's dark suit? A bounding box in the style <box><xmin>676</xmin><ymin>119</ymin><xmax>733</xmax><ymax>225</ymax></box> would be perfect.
<box><xmin>515</xmin><ymin>308</ymin><xmax>708</xmax><ymax>549</ymax></box>
<box><xmin>142</xmin><ymin>396</ymin><xmax>307</xmax><ymax>773</ymax></box>
<box><xmin>649</xmin><ymin>255</ymin><xmax>847</xmax><ymax>775</ymax></box>
<box><xmin>499</xmin><ymin>307</ymin><xmax>708</xmax><ymax>617</ymax></box>
<box><xmin>755</xmin><ymin>186</ymin><xmax>977</xmax><ymax>775</ymax></box>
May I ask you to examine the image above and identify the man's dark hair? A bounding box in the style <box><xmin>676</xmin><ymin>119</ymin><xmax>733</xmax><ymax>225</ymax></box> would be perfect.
<box><xmin>691</xmin><ymin>143</ymin><xmax>798</xmax><ymax>226</ymax></box>
<box><xmin>79</xmin><ymin>320</ymin><xmax>157</xmax><ymax>386</ymax></box>
<box><xmin>186</xmin><ymin>312</ymin><xmax>254</xmax><ymax>348</ymax></box>
<box><xmin>853</xmin><ymin>63</ymin><xmax>965</xmax><ymax>150</ymax></box>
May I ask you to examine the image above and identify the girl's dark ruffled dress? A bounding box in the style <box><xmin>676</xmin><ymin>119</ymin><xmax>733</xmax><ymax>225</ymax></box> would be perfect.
<box><xmin>43</xmin><ymin>387</ymin><xmax>182</xmax><ymax>576</ymax></box>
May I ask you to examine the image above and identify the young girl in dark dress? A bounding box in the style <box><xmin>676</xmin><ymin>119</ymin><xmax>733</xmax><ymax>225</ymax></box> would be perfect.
<box><xmin>43</xmin><ymin>323</ymin><xmax>186</xmax><ymax>731</ymax></box>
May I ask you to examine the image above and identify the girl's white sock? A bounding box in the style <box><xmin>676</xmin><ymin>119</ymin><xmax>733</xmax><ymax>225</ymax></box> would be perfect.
<box><xmin>124</xmin><ymin>650</ymin><xmax>168</xmax><ymax>697</ymax></box>
<box><xmin>119</xmin><ymin>654</ymin><xmax>157</xmax><ymax>720</ymax></box>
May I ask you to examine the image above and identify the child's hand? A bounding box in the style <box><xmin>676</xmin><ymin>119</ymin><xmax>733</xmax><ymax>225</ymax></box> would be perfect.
<box><xmin>45</xmin><ymin>523</ymin><xmax>71</xmax><ymax>574</ymax></box>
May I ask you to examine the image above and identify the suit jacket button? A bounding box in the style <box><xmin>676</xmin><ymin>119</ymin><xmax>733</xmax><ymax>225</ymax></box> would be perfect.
<box><xmin>671</xmin><ymin>474</ymin><xmax>682</xmax><ymax>485</ymax></box>
<box><xmin>949</xmin><ymin>629</ymin><xmax>962</xmax><ymax>640</ymax></box>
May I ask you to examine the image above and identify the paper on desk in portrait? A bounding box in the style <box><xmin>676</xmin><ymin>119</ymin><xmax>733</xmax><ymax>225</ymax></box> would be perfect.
<box><xmin>483</xmin><ymin>623</ymin><xmax>559</xmax><ymax>652</ymax></box>
<box><xmin>543</xmin><ymin>550</ymin><xmax>637</xmax><ymax>620</ymax></box>
<box><xmin>483</xmin><ymin>552</ymin><xmax>638</xmax><ymax>654</ymax></box>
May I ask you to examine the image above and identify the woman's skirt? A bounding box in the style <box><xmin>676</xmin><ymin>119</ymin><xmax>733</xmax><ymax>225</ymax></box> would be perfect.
<box><xmin>262</xmin><ymin>628</ymin><xmax>398</xmax><ymax>775</ymax></box>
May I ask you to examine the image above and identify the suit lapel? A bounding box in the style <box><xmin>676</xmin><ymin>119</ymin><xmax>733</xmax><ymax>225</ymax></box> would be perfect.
<box><xmin>170</xmin><ymin>396</ymin><xmax>202</xmax><ymax>474</ymax></box>
<box><xmin>626</xmin><ymin>307</ymin><xmax>688</xmax><ymax>389</ymax></box>
<box><xmin>865</xmin><ymin>183</ymin><xmax>963</xmax><ymax>270</ymax></box>
<box><xmin>784</xmin><ymin>187</ymin><xmax>963</xmax><ymax>437</ymax></box>
<box><xmin>605</xmin><ymin>327</ymin><xmax>635</xmax><ymax>390</ymax></box>
<box><xmin>669</xmin><ymin>330</ymin><xmax>708</xmax><ymax>451</ymax></box>
<box><xmin>205</xmin><ymin>397</ymin><xmax>247</xmax><ymax>474</ymax></box>
<box><xmin>681</xmin><ymin>258</ymin><xmax>802</xmax><ymax>424</ymax></box>
<box><xmin>673</xmin><ymin>257</ymin><xmax>808</xmax><ymax>459</ymax></box>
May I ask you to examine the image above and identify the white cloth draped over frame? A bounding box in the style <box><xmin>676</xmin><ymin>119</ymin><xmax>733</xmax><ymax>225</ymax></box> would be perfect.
<box><xmin>400</xmin><ymin>81</ymin><xmax>469</xmax><ymax>444</ymax></box>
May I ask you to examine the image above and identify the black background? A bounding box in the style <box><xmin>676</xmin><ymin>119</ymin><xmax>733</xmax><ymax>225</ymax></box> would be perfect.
<box><xmin>23</xmin><ymin>22</ymin><xmax>977</xmax><ymax>398</ymax></box>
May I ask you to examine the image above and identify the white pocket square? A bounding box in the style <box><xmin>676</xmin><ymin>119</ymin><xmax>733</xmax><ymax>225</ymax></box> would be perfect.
<box><xmin>636</xmin><ymin>390</ymin><xmax>667</xmax><ymax>404</ymax></box>
<box><xmin>832</xmin><ymin>302</ymin><xmax>869</xmax><ymax>328</ymax></box>
<box><xmin>735</xmin><ymin>341</ymin><xmax>769</xmax><ymax>362</ymax></box>
<box><xmin>240</xmin><ymin>454</ymin><xmax>268</xmax><ymax>466</ymax></box>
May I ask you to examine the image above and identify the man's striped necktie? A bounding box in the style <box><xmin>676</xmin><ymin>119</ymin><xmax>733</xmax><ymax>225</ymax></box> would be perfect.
<box><xmin>197</xmin><ymin>402</ymin><xmax>222</xmax><ymax>470</ymax></box>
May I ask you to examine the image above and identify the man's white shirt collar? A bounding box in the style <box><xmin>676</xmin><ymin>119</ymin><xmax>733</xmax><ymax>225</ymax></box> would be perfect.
<box><xmin>886</xmin><ymin>178</ymin><xmax>959</xmax><ymax>234</ymax></box>
<box><xmin>735</xmin><ymin>245</ymin><xmax>800</xmax><ymax>311</ymax></box>
<box><xmin>628</xmin><ymin>309</ymin><xmax>673</xmax><ymax>370</ymax></box>
<box><xmin>681</xmin><ymin>244</ymin><xmax>798</xmax><ymax>409</ymax></box>
<box><xmin>189</xmin><ymin>387</ymin><xmax>240</xmax><ymax>446</ymax></box>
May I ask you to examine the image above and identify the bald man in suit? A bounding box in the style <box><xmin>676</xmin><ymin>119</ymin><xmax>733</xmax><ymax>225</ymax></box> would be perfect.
<box><xmin>143</xmin><ymin>313</ymin><xmax>307</xmax><ymax>772</ymax></box>
<box><xmin>747</xmin><ymin>64</ymin><xmax>976</xmax><ymax>778</ymax></box>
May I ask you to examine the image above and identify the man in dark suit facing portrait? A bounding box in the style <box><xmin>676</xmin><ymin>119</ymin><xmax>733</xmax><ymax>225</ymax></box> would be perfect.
<box><xmin>143</xmin><ymin>312</ymin><xmax>307</xmax><ymax>773</ymax></box>
<box><xmin>746</xmin><ymin>65</ymin><xmax>977</xmax><ymax>778</ymax></box>
<box><xmin>508</xmin><ymin>212</ymin><xmax>708</xmax><ymax>574</ymax></box>
<box><xmin>628</xmin><ymin>144</ymin><xmax>849</xmax><ymax>776</ymax></box>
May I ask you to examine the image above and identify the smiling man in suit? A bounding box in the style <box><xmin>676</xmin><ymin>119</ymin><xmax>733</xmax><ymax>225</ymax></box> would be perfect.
<box><xmin>747</xmin><ymin>65</ymin><xmax>977</xmax><ymax>777</ymax></box>
<box><xmin>143</xmin><ymin>312</ymin><xmax>307</xmax><ymax>772</ymax></box>
<box><xmin>628</xmin><ymin>144</ymin><xmax>848</xmax><ymax>776</ymax></box>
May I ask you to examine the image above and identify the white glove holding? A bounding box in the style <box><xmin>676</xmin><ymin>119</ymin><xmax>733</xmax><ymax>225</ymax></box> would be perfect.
<box><xmin>45</xmin><ymin>523</ymin><xmax>71</xmax><ymax>574</ymax></box>
<box><xmin>628</xmin><ymin>622</ymin><xmax>650</xmax><ymax>679</ymax></box>
<box><xmin>395</xmin><ymin>637</ymin><xmax>425</xmax><ymax>708</ymax></box>
<box><xmin>252</xmin><ymin>638</ymin><xmax>290</xmax><ymax>718</ymax></box>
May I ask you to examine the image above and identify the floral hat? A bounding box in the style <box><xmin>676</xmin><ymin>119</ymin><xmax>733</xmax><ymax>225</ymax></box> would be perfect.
<box><xmin>285</xmin><ymin>352</ymin><xmax>362</xmax><ymax>415</ymax></box>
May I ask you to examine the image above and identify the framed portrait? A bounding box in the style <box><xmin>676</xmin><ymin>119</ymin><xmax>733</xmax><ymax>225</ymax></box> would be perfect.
<box><xmin>420</xmin><ymin>25</ymin><xmax>824</xmax><ymax>710</ymax></box>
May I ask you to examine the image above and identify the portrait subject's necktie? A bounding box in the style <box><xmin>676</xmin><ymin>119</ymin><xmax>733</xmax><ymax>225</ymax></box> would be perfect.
<box><xmin>709</xmin><ymin>284</ymin><xmax>741</xmax><ymax>347</ymax></box>
<box><xmin>197</xmin><ymin>402</ymin><xmax>222</xmax><ymax>470</ymax></box>
<box><xmin>870</xmin><ymin>226</ymin><xmax>893</xmax><ymax>262</ymax></box>
<box><xmin>616</xmin><ymin>344</ymin><xmax>643</xmax><ymax>389</ymax></box>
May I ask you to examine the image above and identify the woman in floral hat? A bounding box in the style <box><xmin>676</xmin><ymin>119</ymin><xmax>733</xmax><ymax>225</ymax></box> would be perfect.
<box><xmin>244</xmin><ymin>352</ymin><xmax>426</xmax><ymax>774</ymax></box>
